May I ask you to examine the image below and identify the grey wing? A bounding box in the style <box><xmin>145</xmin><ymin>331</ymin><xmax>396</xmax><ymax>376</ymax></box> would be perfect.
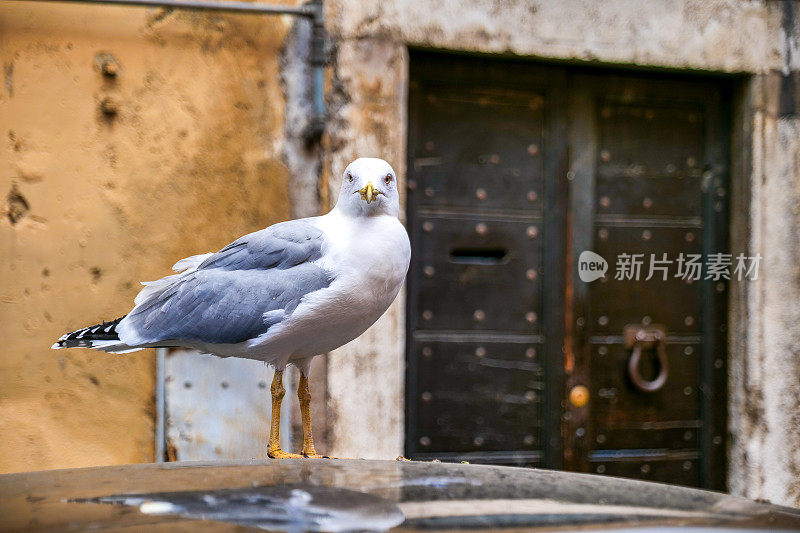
<box><xmin>120</xmin><ymin>220</ymin><xmax>332</xmax><ymax>346</ymax></box>
<box><xmin>197</xmin><ymin>219</ymin><xmax>327</xmax><ymax>271</ymax></box>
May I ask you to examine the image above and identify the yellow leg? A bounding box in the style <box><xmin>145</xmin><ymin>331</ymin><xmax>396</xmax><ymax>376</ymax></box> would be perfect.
<box><xmin>298</xmin><ymin>372</ymin><xmax>325</xmax><ymax>458</ymax></box>
<box><xmin>267</xmin><ymin>369</ymin><xmax>300</xmax><ymax>459</ymax></box>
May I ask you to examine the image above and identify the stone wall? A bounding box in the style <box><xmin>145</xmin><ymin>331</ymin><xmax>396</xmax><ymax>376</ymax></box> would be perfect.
<box><xmin>729</xmin><ymin>72</ymin><xmax>800</xmax><ymax>506</ymax></box>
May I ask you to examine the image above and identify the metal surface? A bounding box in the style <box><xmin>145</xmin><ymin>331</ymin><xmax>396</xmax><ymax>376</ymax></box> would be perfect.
<box><xmin>3</xmin><ymin>459</ymin><xmax>800</xmax><ymax>532</ymax></box>
<box><xmin>25</xmin><ymin>0</ymin><xmax>315</xmax><ymax>16</ymax></box>
<box><xmin>164</xmin><ymin>348</ymin><xmax>292</xmax><ymax>461</ymax></box>
<box><xmin>155</xmin><ymin>347</ymin><xmax>167</xmax><ymax>462</ymax></box>
<box><xmin>563</xmin><ymin>82</ymin><xmax>598</xmax><ymax>475</ymax></box>
<box><xmin>570</xmin><ymin>385</ymin><xmax>590</xmax><ymax>408</ymax></box>
<box><xmin>624</xmin><ymin>325</ymin><xmax>669</xmax><ymax>393</ymax></box>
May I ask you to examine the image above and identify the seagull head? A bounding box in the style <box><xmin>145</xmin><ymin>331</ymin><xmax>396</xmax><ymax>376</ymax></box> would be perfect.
<box><xmin>335</xmin><ymin>158</ymin><xmax>400</xmax><ymax>218</ymax></box>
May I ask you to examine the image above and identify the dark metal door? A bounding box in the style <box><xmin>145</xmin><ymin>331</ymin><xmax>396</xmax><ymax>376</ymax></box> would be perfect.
<box><xmin>405</xmin><ymin>52</ymin><xmax>729</xmax><ymax>490</ymax></box>
<box><xmin>564</xmin><ymin>74</ymin><xmax>729</xmax><ymax>489</ymax></box>
<box><xmin>405</xmin><ymin>52</ymin><xmax>567</xmax><ymax>468</ymax></box>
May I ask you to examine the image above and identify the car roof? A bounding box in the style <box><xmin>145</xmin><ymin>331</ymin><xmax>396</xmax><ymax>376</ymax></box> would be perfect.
<box><xmin>2</xmin><ymin>459</ymin><xmax>799</xmax><ymax>531</ymax></box>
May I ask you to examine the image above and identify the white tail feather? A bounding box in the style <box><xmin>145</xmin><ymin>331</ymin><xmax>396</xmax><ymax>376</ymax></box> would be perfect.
<box><xmin>88</xmin><ymin>340</ymin><xmax>143</xmax><ymax>354</ymax></box>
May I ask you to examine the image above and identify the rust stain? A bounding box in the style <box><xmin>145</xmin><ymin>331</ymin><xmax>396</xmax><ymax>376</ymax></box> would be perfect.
<box><xmin>166</xmin><ymin>439</ymin><xmax>178</xmax><ymax>462</ymax></box>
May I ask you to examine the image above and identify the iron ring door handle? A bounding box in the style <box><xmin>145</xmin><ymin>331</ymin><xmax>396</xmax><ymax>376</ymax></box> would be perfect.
<box><xmin>624</xmin><ymin>325</ymin><xmax>669</xmax><ymax>393</ymax></box>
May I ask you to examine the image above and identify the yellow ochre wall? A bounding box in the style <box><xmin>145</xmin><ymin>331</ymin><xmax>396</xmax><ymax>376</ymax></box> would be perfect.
<box><xmin>0</xmin><ymin>1</ymin><xmax>297</xmax><ymax>473</ymax></box>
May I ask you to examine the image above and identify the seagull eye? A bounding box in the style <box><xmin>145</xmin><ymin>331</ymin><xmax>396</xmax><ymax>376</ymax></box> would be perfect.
<box><xmin>384</xmin><ymin>174</ymin><xmax>392</xmax><ymax>185</ymax></box>
<box><xmin>348</xmin><ymin>173</ymin><xmax>354</xmax><ymax>183</ymax></box>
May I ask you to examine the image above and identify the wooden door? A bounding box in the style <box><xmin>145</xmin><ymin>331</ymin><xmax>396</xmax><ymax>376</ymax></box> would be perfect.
<box><xmin>405</xmin><ymin>51</ymin><xmax>730</xmax><ymax>490</ymax></box>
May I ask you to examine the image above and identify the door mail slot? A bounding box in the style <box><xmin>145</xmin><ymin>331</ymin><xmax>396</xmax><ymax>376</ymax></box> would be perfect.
<box><xmin>450</xmin><ymin>247</ymin><xmax>509</xmax><ymax>265</ymax></box>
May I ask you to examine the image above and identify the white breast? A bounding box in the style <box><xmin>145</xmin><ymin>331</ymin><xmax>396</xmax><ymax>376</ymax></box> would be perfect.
<box><xmin>262</xmin><ymin>211</ymin><xmax>411</xmax><ymax>361</ymax></box>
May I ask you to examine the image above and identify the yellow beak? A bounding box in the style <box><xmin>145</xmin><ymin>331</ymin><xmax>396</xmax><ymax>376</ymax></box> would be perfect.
<box><xmin>358</xmin><ymin>183</ymin><xmax>377</xmax><ymax>204</ymax></box>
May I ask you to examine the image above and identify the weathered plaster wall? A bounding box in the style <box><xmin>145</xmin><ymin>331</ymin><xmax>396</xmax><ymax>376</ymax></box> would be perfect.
<box><xmin>322</xmin><ymin>39</ymin><xmax>409</xmax><ymax>459</ymax></box>
<box><xmin>729</xmin><ymin>74</ymin><xmax>800</xmax><ymax>506</ymax></box>
<box><xmin>323</xmin><ymin>0</ymin><xmax>800</xmax><ymax>506</ymax></box>
<box><xmin>727</xmin><ymin>4</ymin><xmax>800</xmax><ymax>507</ymax></box>
<box><xmin>327</xmin><ymin>0</ymin><xmax>785</xmax><ymax>73</ymax></box>
<box><xmin>0</xmin><ymin>1</ymin><xmax>297</xmax><ymax>473</ymax></box>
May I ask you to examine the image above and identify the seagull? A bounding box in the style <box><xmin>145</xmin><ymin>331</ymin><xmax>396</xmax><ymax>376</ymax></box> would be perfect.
<box><xmin>53</xmin><ymin>158</ymin><xmax>411</xmax><ymax>459</ymax></box>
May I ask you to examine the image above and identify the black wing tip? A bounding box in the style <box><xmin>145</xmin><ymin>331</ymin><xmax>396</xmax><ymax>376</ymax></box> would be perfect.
<box><xmin>53</xmin><ymin>315</ymin><xmax>128</xmax><ymax>349</ymax></box>
<box><xmin>52</xmin><ymin>338</ymin><xmax>94</xmax><ymax>349</ymax></box>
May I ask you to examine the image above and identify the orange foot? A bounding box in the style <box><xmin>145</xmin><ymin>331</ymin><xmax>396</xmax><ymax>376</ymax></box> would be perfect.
<box><xmin>301</xmin><ymin>449</ymin><xmax>331</xmax><ymax>458</ymax></box>
<box><xmin>268</xmin><ymin>448</ymin><xmax>302</xmax><ymax>459</ymax></box>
